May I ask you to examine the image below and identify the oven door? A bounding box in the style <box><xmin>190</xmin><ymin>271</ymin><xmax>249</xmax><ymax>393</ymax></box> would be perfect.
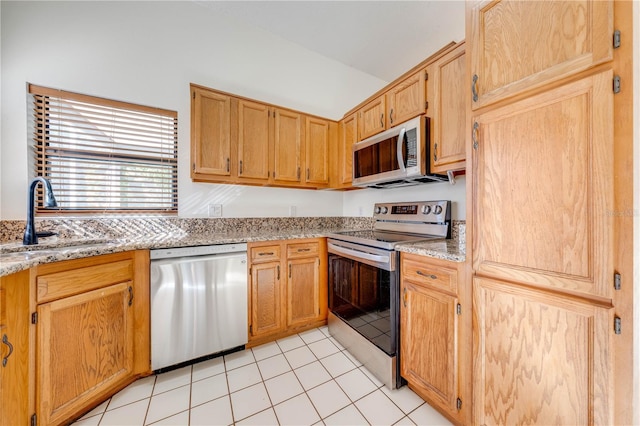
<box><xmin>327</xmin><ymin>239</ymin><xmax>399</xmax><ymax>357</ymax></box>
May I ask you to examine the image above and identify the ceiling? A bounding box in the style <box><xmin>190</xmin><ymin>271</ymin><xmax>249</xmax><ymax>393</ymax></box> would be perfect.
<box><xmin>195</xmin><ymin>1</ymin><xmax>466</xmax><ymax>82</ymax></box>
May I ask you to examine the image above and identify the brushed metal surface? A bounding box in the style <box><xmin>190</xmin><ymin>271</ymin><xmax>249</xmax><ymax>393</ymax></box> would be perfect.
<box><xmin>150</xmin><ymin>249</ymin><xmax>248</xmax><ymax>370</ymax></box>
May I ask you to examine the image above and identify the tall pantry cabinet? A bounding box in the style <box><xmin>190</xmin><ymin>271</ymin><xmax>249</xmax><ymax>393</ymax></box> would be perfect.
<box><xmin>467</xmin><ymin>0</ymin><xmax>633</xmax><ymax>424</ymax></box>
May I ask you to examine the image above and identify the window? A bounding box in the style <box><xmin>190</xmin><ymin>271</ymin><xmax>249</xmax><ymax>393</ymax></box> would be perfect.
<box><xmin>29</xmin><ymin>84</ymin><xmax>178</xmax><ymax>214</ymax></box>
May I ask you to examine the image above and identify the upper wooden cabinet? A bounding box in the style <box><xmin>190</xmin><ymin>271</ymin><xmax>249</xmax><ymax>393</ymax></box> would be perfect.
<box><xmin>190</xmin><ymin>84</ymin><xmax>337</xmax><ymax>190</ymax></box>
<box><xmin>427</xmin><ymin>43</ymin><xmax>466</xmax><ymax>174</ymax></box>
<box><xmin>386</xmin><ymin>69</ymin><xmax>428</xmax><ymax>127</ymax></box>
<box><xmin>468</xmin><ymin>0</ymin><xmax>613</xmax><ymax>110</ymax></box>
<box><xmin>358</xmin><ymin>95</ymin><xmax>386</xmax><ymax>140</ymax></box>
<box><xmin>191</xmin><ymin>88</ymin><xmax>232</xmax><ymax>178</ymax></box>
<box><xmin>336</xmin><ymin>113</ymin><xmax>358</xmax><ymax>188</ymax></box>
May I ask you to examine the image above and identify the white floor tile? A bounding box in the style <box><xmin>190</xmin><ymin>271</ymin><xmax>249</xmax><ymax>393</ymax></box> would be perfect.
<box><xmin>226</xmin><ymin>362</ymin><xmax>262</xmax><ymax>393</ymax></box>
<box><xmin>276</xmin><ymin>334</ymin><xmax>306</xmax><ymax>352</ymax></box>
<box><xmin>341</xmin><ymin>349</ymin><xmax>362</xmax><ymax>367</ymax></box>
<box><xmin>318</xmin><ymin>326</ymin><xmax>331</xmax><ymax>337</ymax></box>
<box><xmin>274</xmin><ymin>394</ymin><xmax>321</xmax><ymax>426</ymax></box>
<box><xmin>224</xmin><ymin>349</ymin><xmax>255</xmax><ymax>371</ymax></box>
<box><xmin>192</xmin><ymin>357</ymin><xmax>225</xmax><ymax>382</ymax></box>
<box><xmin>236</xmin><ymin>408</ymin><xmax>279</xmax><ymax>425</ymax></box>
<box><xmin>147</xmin><ymin>410</ymin><xmax>189</xmax><ymax>425</ymax></box>
<box><xmin>294</xmin><ymin>361</ymin><xmax>332</xmax><ymax>390</ymax></box>
<box><xmin>323</xmin><ymin>404</ymin><xmax>368</xmax><ymax>426</ymax></box>
<box><xmin>99</xmin><ymin>399</ymin><xmax>149</xmax><ymax>426</ymax></box>
<box><xmin>145</xmin><ymin>385</ymin><xmax>191</xmax><ymax>424</ymax></box>
<box><xmin>307</xmin><ymin>380</ymin><xmax>351</xmax><ymax>419</ymax></box>
<box><xmin>79</xmin><ymin>399</ymin><xmax>109</xmax><ymax>420</ymax></box>
<box><xmin>72</xmin><ymin>414</ymin><xmax>101</xmax><ymax>426</ymax></box>
<box><xmin>382</xmin><ymin>385</ymin><xmax>425</xmax><ymax>414</ymax></box>
<box><xmin>264</xmin><ymin>371</ymin><xmax>304</xmax><ymax>405</ymax></box>
<box><xmin>407</xmin><ymin>402</ymin><xmax>453</xmax><ymax>426</ymax></box>
<box><xmin>153</xmin><ymin>366</ymin><xmax>192</xmax><ymax>395</ymax></box>
<box><xmin>319</xmin><ymin>352</ymin><xmax>356</xmax><ymax>378</ymax></box>
<box><xmin>328</xmin><ymin>337</ymin><xmax>345</xmax><ymax>350</ymax></box>
<box><xmin>308</xmin><ymin>339</ymin><xmax>340</xmax><ymax>359</ymax></box>
<box><xmin>257</xmin><ymin>353</ymin><xmax>292</xmax><ymax>380</ymax></box>
<box><xmin>229</xmin><ymin>383</ymin><xmax>271</xmax><ymax>421</ymax></box>
<box><xmin>355</xmin><ymin>389</ymin><xmax>405</xmax><ymax>426</ymax></box>
<box><xmin>109</xmin><ymin>375</ymin><xmax>156</xmax><ymax>410</ymax></box>
<box><xmin>283</xmin><ymin>345</ymin><xmax>317</xmax><ymax>369</ymax></box>
<box><xmin>190</xmin><ymin>395</ymin><xmax>234</xmax><ymax>426</ymax></box>
<box><xmin>191</xmin><ymin>372</ymin><xmax>229</xmax><ymax>407</ymax></box>
<box><xmin>335</xmin><ymin>368</ymin><xmax>377</xmax><ymax>402</ymax></box>
<box><xmin>251</xmin><ymin>341</ymin><xmax>282</xmax><ymax>361</ymax></box>
<box><xmin>359</xmin><ymin>365</ymin><xmax>384</xmax><ymax>388</ymax></box>
<box><xmin>299</xmin><ymin>328</ymin><xmax>327</xmax><ymax>344</ymax></box>
<box><xmin>394</xmin><ymin>416</ymin><xmax>417</xmax><ymax>425</ymax></box>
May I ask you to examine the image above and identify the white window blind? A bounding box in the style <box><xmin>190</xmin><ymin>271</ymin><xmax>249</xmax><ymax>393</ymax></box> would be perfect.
<box><xmin>30</xmin><ymin>84</ymin><xmax>178</xmax><ymax>214</ymax></box>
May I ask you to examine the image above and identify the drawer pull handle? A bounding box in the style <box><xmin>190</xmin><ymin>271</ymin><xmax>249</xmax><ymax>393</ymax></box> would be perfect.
<box><xmin>402</xmin><ymin>288</ymin><xmax>407</xmax><ymax>308</ymax></box>
<box><xmin>277</xmin><ymin>265</ymin><xmax>280</xmax><ymax>280</ymax></box>
<box><xmin>416</xmin><ymin>270</ymin><xmax>437</xmax><ymax>280</ymax></box>
<box><xmin>380</xmin><ymin>113</ymin><xmax>384</xmax><ymax>128</ymax></box>
<box><xmin>259</xmin><ymin>252</ymin><xmax>274</xmax><ymax>256</ymax></box>
<box><xmin>472</xmin><ymin>74</ymin><xmax>479</xmax><ymax>102</ymax></box>
<box><xmin>2</xmin><ymin>334</ymin><xmax>13</xmax><ymax>367</ymax></box>
<box><xmin>128</xmin><ymin>286</ymin><xmax>134</xmax><ymax>307</ymax></box>
<box><xmin>297</xmin><ymin>248</ymin><xmax>311</xmax><ymax>252</ymax></box>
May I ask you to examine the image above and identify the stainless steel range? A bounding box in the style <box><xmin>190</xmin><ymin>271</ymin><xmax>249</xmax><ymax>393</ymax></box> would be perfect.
<box><xmin>326</xmin><ymin>201</ymin><xmax>451</xmax><ymax>389</ymax></box>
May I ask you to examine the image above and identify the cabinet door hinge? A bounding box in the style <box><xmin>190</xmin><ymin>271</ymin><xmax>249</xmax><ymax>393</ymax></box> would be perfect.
<box><xmin>249</xmin><ymin>324</ymin><xmax>252</xmax><ymax>334</ymax></box>
<box><xmin>192</xmin><ymin>163</ymin><xmax>196</xmax><ymax>172</ymax></box>
<box><xmin>613</xmin><ymin>76</ymin><xmax>621</xmax><ymax>94</ymax></box>
<box><xmin>456</xmin><ymin>304</ymin><xmax>462</xmax><ymax>315</ymax></box>
<box><xmin>31</xmin><ymin>414</ymin><xmax>37</xmax><ymax>426</ymax></box>
<box><xmin>614</xmin><ymin>272</ymin><xmax>621</xmax><ymax>290</ymax></box>
<box><xmin>456</xmin><ymin>398</ymin><xmax>462</xmax><ymax>411</ymax></box>
<box><xmin>425</xmin><ymin>101</ymin><xmax>429</xmax><ymax>110</ymax></box>
<box><xmin>425</xmin><ymin>72</ymin><xmax>429</xmax><ymax>81</ymax></box>
<box><xmin>192</xmin><ymin>91</ymin><xmax>195</xmax><ymax>100</ymax></box>
<box><xmin>31</xmin><ymin>312</ymin><xmax>38</xmax><ymax>324</ymax></box>
<box><xmin>613</xmin><ymin>30</ymin><xmax>621</xmax><ymax>48</ymax></box>
<box><xmin>614</xmin><ymin>317</ymin><xmax>622</xmax><ymax>335</ymax></box>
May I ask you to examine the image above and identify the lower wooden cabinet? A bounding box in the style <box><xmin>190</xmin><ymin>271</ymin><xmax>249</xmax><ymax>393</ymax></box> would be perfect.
<box><xmin>248</xmin><ymin>238</ymin><xmax>327</xmax><ymax>346</ymax></box>
<box><xmin>400</xmin><ymin>252</ymin><xmax>468</xmax><ymax>425</ymax></box>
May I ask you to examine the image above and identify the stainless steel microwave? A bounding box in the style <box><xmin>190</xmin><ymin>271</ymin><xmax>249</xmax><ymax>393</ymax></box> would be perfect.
<box><xmin>352</xmin><ymin>115</ymin><xmax>448</xmax><ymax>188</ymax></box>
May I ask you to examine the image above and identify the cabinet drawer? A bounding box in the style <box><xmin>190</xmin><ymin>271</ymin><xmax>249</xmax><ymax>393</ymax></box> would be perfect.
<box><xmin>402</xmin><ymin>257</ymin><xmax>457</xmax><ymax>295</ymax></box>
<box><xmin>37</xmin><ymin>259</ymin><xmax>134</xmax><ymax>304</ymax></box>
<box><xmin>287</xmin><ymin>242</ymin><xmax>319</xmax><ymax>259</ymax></box>
<box><xmin>250</xmin><ymin>245</ymin><xmax>281</xmax><ymax>263</ymax></box>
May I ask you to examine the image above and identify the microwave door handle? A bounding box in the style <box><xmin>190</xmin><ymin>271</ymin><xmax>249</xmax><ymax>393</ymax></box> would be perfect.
<box><xmin>396</xmin><ymin>127</ymin><xmax>407</xmax><ymax>172</ymax></box>
<box><xmin>328</xmin><ymin>243</ymin><xmax>389</xmax><ymax>263</ymax></box>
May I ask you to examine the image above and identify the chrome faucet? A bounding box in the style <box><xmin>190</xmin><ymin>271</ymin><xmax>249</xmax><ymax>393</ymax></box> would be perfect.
<box><xmin>23</xmin><ymin>177</ymin><xmax>58</xmax><ymax>245</ymax></box>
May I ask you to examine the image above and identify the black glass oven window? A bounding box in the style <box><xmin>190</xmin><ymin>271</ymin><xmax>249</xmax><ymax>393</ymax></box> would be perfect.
<box><xmin>328</xmin><ymin>254</ymin><xmax>396</xmax><ymax>356</ymax></box>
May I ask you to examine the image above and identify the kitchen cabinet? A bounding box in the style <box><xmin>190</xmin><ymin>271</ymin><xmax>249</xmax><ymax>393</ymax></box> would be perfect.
<box><xmin>400</xmin><ymin>253</ymin><xmax>467</xmax><ymax>425</ymax></box>
<box><xmin>427</xmin><ymin>42</ymin><xmax>466</xmax><ymax>174</ymax></box>
<box><xmin>386</xmin><ymin>69</ymin><xmax>428</xmax><ymax>127</ymax></box>
<box><xmin>358</xmin><ymin>95</ymin><xmax>386</xmax><ymax>140</ymax></box>
<box><xmin>190</xmin><ymin>84</ymin><xmax>338</xmax><ymax>190</ymax></box>
<box><xmin>336</xmin><ymin>113</ymin><xmax>357</xmax><ymax>188</ymax></box>
<box><xmin>468</xmin><ymin>0</ymin><xmax>613</xmax><ymax>110</ymax></box>
<box><xmin>247</xmin><ymin>238</ymin><xmax>327</xmax><ymax>346</ymax></box>
<box><xmin>0</xmin><ymin>270</ymin><xmax>31</xmax><ymax>426</ymax></box>
<box><xmin>34</xmin><ymin>250</ymin><xmax>150</xmax><ymax>426</ymax></box>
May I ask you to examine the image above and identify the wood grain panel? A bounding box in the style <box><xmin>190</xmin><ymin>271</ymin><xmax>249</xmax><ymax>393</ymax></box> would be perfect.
<box><xmin>287</xmin><ymin>258</ymin><xmax>319</xmax><ymax>327</ymax></box>
<box><xmin>469</xmin><ymin>0</ymin><xmax>613</xmax><ymax>109</ymax></box>
<box><xmin>273</xmin><ymin>109</ymin><xmax>302</xmax><ymax>183</ymax></box>
<box><xmin>358</xmin><ymin>95</ymin><xmax>386</xmax><ymax>140</ymax></box>
<box><xmin>305</xmin><ymin>117</ymin><xmax>330</xmax><ymax>185</ymax></box>
<box><xmin>191</xmin><ymin>87</ymin><xmax>231</xmax><ymax>177</ymax></box>
<box><xmin>386</xmin><ymin>70</ymin><xmax>427</xmax><ymax>126</ymax></box>
<box><xmin>402</xmin><ymin>253</ymin><xmax>458</xmax><ymax>296</ymax></box>
<box><xmin>238</xmin><ymin>100</ymin><xmax>270</xmax><ymax>180</ymax></box>
<box><xmin>339</xmin><ymin>114</ymin><xmax>357</xmax><ymax>186</ymax></box>
<box><xmin>473</xmin><ymin>70</ymin><xmax>613</xmax><ymax>299</ymax></box>
<box><xmin>250</xmin><ymin>262</ymin><xmax>284</xmax><ymax>338</ymax></box>
<box><xmin>37</xmin><ymin>259</ymin><xmax>133</xmax><ymax>303</ymax></box>
<box><xmin>250</xmin><ymin>244</ymin><xmax>281</xmax><ymax>263</ymax></box>
<box><xmin>286</xmin><ymin>241</ymin><xmax>319</xmax><ymax>259</ymax></box>
<box><xmin>38</xmin><ymin>282</ymin><xmax>134</xmax><ymax>425</ymax></box>
<box><xmin>473</xmin><ymin>277</ymin><xmax>612</xmax><ymax>425</ymax></box>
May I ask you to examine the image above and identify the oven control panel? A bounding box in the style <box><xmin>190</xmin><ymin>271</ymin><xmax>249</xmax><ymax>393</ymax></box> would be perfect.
<box><xmin>373</xmin><ymin>201</ymin><xmax>450</xmax><ymax>224</ymax></box>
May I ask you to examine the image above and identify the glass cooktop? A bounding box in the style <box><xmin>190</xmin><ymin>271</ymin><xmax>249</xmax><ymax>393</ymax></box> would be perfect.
<box><xmin>326</xmin><ymin>229</ymin><xmax>442</xmax><ymax>250</ymax></box>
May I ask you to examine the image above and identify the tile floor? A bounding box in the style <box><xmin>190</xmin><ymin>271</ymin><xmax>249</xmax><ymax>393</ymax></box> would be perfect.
<box><xmin>72</xmin><ymin>326</ymin><xmax>452</xmax><ymax>426</ymax></box>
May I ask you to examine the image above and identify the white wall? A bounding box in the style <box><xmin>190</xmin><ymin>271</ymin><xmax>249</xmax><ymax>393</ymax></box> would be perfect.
<box><xmin>0</xmin><ymin>1</ymin><xmax>388</xmax><ymax>219</ymax></box>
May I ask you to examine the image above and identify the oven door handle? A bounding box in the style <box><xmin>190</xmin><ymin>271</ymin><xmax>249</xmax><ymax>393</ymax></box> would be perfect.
<box><xmin>396</xmin><ymin>127</ymin><xmax>406</xmax><ymax>173</ymax></box>
<box><xmin>328</xmin><ymin>243</ymin><xmax>390</xmax><ymax>264</ymax></box>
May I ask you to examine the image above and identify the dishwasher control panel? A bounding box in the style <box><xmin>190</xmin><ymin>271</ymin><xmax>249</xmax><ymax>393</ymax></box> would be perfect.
<box><xmin>150</xmin><ymin>243</ymin><xmax>248</xmax><ymax>260</ymax></box>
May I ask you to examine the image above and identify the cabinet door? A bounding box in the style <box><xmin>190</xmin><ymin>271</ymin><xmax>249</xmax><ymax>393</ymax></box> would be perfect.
<box><xmin>401</xmin><ymin>278</ymin><xmax>460</xmax><ymax>421</ymax></box>
<box><xmin>358</xmin><ymin>95</ymin><xmax>386</xmax><ymax>140</ymax></box>
<box><xmin>287</xmin><ymin>257</ymin><xmax>321</xmax><ymax>327</ymax></box>
<box><xmin>338</xmin><ymin>114</ymin><xmax>357</xmax><ymax>187</ymax></box>
<box><xmin>0</xmin><ymin>270</ymin><xmax>31</xmax><ymax>426</ymax></box>
<box><xmin>304</xmin><ymin>117</ymin><xmax>330</xmax><ymax>186</ymax></box>
<box><xmin>191</xmin><ymin>87</ymin><xmax>232</xmax><ymax>177</ymax></box>
<box><xmin>468</xmin><ymin>0</ymin><xmax>613</xmax><ymax>109</ymax></box>
<box><xmin>473</xmin><ymin>277</ymin><xmax>612</xmax><ymax>425</ymax></box>
<box><xmin>273</xmin><ymin>109</ymin><xmax>302</xmax><ymax>184</ymax></box>
<box><xmin>238</xmin><ymin>100</ymin><xmax>271</xmax><ymax>181</ymax></box>
<box><xmin>387</xmin><ymin>69</ymin><xmax>427</xmax><ymax>127</ymax></box>
<box><xmin>250</xmin><ymin>262</ymin><xmax>285</xmax><ymax>339</ymax></box>
<box><xmin>428</xmin><ymin>44</ymin><xmax>466</xmax><ymax>174</ymax></box>
<box><xmin>37</xmin><ymin>282</ymin><xmax>134</xmax><ymax>426</ymax></box>
<box><xmin>473</xmin><ymin>70</ymin><xmax>613</xmax><ymax>299</ymax></box>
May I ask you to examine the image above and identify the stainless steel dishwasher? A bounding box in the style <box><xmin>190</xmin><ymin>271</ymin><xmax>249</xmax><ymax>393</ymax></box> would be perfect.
<box><xmin>150</xmin><ymin>243</ymin><xmax>248</xmax><ymax>371</ymax></box>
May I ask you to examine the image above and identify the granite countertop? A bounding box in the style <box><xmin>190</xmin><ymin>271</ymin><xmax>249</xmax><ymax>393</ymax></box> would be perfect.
<box><xmin>0</xmin><ymin>229</ymin><xmax>465</xmax><ymax>277</ymax></box>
